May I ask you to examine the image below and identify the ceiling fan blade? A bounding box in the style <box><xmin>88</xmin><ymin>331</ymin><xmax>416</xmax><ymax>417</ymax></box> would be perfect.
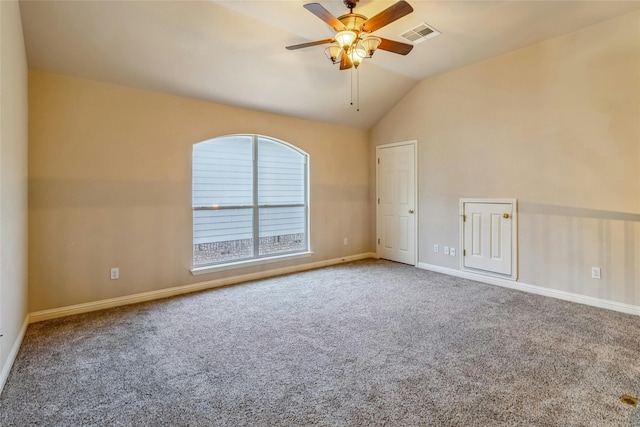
<box><xmin>303</xmin><ymin>3</ymin><xmax>346</xmax><ymax>32</ymax></box>
<box><xmin>360</xmin><ymin>1</ymin><xmax>413</xmax><ymax>33</ymax></box>
<box><xmin>286</xmin><ymin>38</ymin><xmax>335</xmax><ymax>50</ymax></box>
<box><xmin>377</xmin><ymin>38</ymin><xmax>413</xmax><ymax>55</ymax></box>
<box><xmin>340</xmin><ymin>50</ymin><xmax>353</xmax><ymax>70</ymax></box>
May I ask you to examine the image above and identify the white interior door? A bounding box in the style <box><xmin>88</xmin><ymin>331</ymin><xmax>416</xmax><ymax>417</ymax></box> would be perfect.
<box><xmin>377</xmin><ymin>142</ymin><xmax>416</xmax><ymax>265</ymax></box>
<box><xmin>462</xmin><ymin>200</ymin><xmax>516</xmax><ymax>277</ymax></box>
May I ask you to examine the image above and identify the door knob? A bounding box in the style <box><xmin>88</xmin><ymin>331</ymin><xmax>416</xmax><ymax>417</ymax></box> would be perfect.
<box><xmin>503</xmin><ymin>213</ymin><xmax>510</xmax><ymax>219</ymax></box>
<box><xmin>409</xmin><ymin>209</ymin><xmax>414</xmax><ymax>214</ymax></box>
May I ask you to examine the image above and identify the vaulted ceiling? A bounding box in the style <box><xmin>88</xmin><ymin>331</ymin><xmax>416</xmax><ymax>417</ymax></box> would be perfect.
<box><xmin>19</xmin><ymin>0</ymin><xmax>640</xmax><ymax>129</ymax></box>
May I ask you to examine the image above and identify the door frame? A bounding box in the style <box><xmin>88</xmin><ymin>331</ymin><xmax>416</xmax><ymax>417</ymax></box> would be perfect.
<box><xmin>376</xmin><ymin>140</ymin><xmax>419</xmax><ymax>266</ymax></box>
<box><xmin>459</xmin><ymin>198</ymin><xmax>518</xmax><ymax>280</ymax></box>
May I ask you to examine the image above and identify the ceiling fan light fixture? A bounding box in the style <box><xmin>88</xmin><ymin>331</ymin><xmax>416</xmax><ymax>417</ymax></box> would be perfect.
<box><xmin>349</xmin><ymin>44</ymin><xmax>367</xmax><ymax>67</ymax></box>
<box><xmin>324</xmin><ymin>44</ymin><xmax>342</xmax><ymax>63</ymax></box>
<box><xmin>361</xmin><ymin>36</ymin><xmax>382</xmax><ymax>57</ymax></box>
<box><xmin>335</xmin><ymin>30</ymin><xmax>357</xmax><ymax>49</ymax></box>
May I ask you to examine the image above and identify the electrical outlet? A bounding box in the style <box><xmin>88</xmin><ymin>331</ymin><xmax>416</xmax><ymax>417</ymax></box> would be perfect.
<box><xmin>434</xmin><ymin>244</ymin><xmax>439</xmax><ymax>253</ymax></box>
<box><xmin>444</xmin><ymin>246</ymin><xmax>450</xmax><ymax>255</ymax></box>
<box><xmin>591</xmin><ymin>267</ymin><xmax>601</xmax><ymax>279</ymax></box>
<box><xmin>343</xmin><ymin>238</ymin><xmax>348</xmax><ymax>246</ymax></box>
<box><xmin>450</xmin><ymin>248</ymin><xmax>456</xmax><ymax>257</ymax></box>
<box><xmin>110</xmin><ymin>267</ymin><xmax>119</xmax><ymax>280</ymax></box>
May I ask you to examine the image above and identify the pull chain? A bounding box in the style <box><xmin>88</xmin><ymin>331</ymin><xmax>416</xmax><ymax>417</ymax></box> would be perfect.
<box><xmin>350</xmin><ymin>66</ymin><xmax>354</xmax><ymax>106</ymax></box>
<box><xmin>357</xmin><ymin>67</ymin><xmax>360</xmax><ymax>112</ymax></box>
<box><xmin>348</xmin><ymin>62</ymin><xmax>360</xmax><ymax>111</ymax></box>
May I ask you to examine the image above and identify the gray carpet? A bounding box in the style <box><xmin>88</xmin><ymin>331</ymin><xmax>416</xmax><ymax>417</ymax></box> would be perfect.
<box><xmin>1</xmin><ymin>259</ymin><xmax>639</xmax><ymax>426</ymax></box>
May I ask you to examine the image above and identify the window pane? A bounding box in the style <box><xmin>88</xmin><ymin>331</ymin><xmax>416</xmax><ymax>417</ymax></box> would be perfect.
<box><xmin>258</xmin><ymin>207</ymin><xmax>306</xmax><ymax>256</ymax></box>
<box><xmin>193</xmin><ymin>208</ymin><xmax>254</xmax><ymax>265</ymax></box>
<box><xmin>192</xmin><ymin>134</ymin><xmax>309</xmax><ymax>267</ymax></box>
<box><xmin>258</xmin><ymin>137</ymin><xmax>305</xmax><ymax>205</ymax></box>
<box><xmin>193</xmin><ymin>135</ymin><xmax>253</xmax><ymax>207</ymax></box>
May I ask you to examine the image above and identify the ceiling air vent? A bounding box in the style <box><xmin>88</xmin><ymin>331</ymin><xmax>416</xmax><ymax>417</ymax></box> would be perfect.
<box><xmin>400</xmin><ymin>22</ymin><xmax>441</xmax><ymax>44</ymax></box>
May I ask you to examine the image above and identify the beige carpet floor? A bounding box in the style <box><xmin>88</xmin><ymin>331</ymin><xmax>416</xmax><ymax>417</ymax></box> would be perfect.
<box><xmin>1</xmin><ymin>259</ymin><xmax>639</xmax><ymax>426</ymax></box>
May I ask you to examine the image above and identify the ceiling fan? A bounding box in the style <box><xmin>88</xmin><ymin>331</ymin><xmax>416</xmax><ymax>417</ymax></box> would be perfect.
<box><xmin>286</xmin><ymin>0</ymin><xmax>414</xmax><ymax>70</ymax></box>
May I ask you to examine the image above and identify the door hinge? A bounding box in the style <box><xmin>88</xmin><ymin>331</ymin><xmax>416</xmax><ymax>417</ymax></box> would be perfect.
<box><xmin>377</xmin><ymin>198</ymin><xmax>380</xmax><ymax>204</ymax></box>
<box><xmin>463</xmin><ymin>215</ymin><xmax>466</xmax><ymax>222</ymax></box>
<box><xmin>377</xmin><ymin>238</ymin><xmax>380</xmax><ymax>244</ymax></box>
<box><xmin>377</xmin><ymin>158</ymin><xmax>380</xmax><ymax>164</ymax></box>
<box><xmin>463</xmin><ymin>249</ymin><xmax>466</xmax><ymax>256</ymax></box>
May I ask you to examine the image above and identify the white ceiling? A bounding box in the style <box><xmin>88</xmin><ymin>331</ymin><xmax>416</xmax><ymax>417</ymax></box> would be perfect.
<box><xmin>19</xmin><ymin>0</ymin><xmax>640</xmax><ymax>129</ymax></box>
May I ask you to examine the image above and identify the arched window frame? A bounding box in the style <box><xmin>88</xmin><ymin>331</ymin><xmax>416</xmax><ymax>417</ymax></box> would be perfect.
<box><xmin>191</xmin><ymin>134</ymin><xmax>311</xmax><ymax>274</ymax></box>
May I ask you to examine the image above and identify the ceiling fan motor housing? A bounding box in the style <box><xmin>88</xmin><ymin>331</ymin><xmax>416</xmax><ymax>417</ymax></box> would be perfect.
<box><xmin>343</xmin><ymin>0</ymin><xmax>359</xmax><ymax>11</ymax></box>
<box><xmin>338</xmin><ymin>13</ymin><xmax>367</xmax><ymax>31</ymax></box>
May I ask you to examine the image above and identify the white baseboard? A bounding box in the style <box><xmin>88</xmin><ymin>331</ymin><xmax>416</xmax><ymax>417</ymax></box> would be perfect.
<box><xmin>29</xmin><ymin>253</ymin><xmax>377</xmax><ymax>323</ymax></box>
<box><xmin>417</xmin><ymin>263</ymin><xmax>640</xmax><ymax>317</ymax></box>
<box><xmin>0</xmin><ymin>315</ymin><xmax>29</xmax><ymax>396</ymax></box>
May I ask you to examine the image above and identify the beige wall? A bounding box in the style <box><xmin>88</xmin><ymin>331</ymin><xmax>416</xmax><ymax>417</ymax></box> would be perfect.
<box><xmin>0</xmin><ymin>0</ymin><xmax>29</xmax><ymax>388</ymax></box>
<box><xmin>371</xmin><ymin>11</ymin><xmax>640</xmax><ymax>305</ymax></box>
<box><xmin>28</xmin><ymin>70</ymin><xmax>371</xmax><ymax>312</ymax></box>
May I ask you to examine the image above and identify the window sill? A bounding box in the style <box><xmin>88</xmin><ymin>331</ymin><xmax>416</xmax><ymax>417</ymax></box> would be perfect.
<box><xmin>190</xmin><ymin>251</ymin><xmax>314</xmax><ymax>276</ymax></box>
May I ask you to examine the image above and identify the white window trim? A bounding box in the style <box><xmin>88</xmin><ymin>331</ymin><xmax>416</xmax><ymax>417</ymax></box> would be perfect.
<box><xmin>191</xmin><ymin>251</ymin><xmax>314</xmax><ymax>276</ymax></box>
<box><xmin>191</xmin><ymin>134</ymin><xmax>310</xmax><ymax>270</ymax></box>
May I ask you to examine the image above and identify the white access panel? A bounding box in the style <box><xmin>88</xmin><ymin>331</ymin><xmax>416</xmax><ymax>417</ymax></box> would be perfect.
<box><xmin>460</xmin><ymin>199</ymin><xmax>517</xmax><ymax>279</ymax></box>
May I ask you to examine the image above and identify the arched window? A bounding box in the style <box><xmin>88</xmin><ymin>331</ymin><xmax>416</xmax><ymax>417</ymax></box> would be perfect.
<box><xmin>192</xmin><ymin>135</ymin><xmax>309</xmax><ymax>267</ymax></box>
